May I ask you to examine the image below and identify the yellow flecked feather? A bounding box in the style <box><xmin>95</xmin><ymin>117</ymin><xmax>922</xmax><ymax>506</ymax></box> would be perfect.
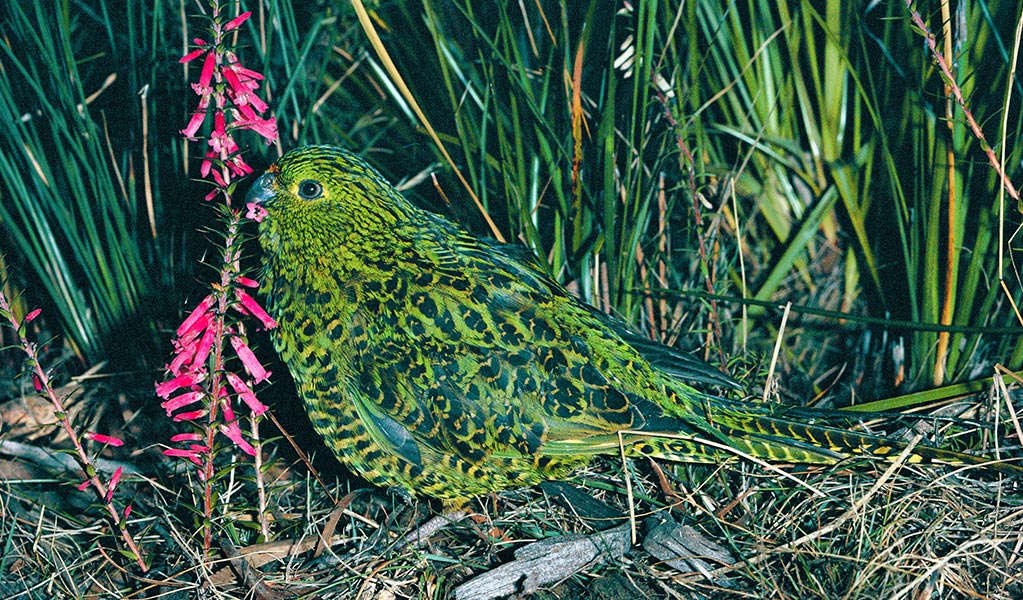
<box><xmin>248</xmin><ymin>145</ymin><xmax>1018</xmax><ymax>505</ymax></box>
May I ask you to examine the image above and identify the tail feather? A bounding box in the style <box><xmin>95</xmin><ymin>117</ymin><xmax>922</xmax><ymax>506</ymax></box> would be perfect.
<box><xmin>544</xmin><ymin>396</ymin><xmax>1021</xmax><ymax>475</ymax></box>
<box><xmin>702</xmin><ymin>400</ymin><xmax>1023</xmax><ymax>475</ymax></box>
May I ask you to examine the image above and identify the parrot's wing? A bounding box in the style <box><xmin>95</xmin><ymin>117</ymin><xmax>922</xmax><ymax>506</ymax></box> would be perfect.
<box><xmin>479</xmin><ymin>235</ymin><xmax>742</xmax><ymax>390</ymax></box>
<box><xmin>344</xmin><ymin>264</ymin><xmax>663</xmax><ymax>469</ymax></box>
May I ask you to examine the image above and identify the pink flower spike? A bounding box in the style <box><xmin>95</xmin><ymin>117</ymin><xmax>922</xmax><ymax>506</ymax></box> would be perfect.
<box><xmin>124</xmin><ymin>504</ymin><xmax>132</xmax><ymax>520</ymax></box>
<box><xmin>235</xmin><ymin>289</ymin><xmax>277</xmax><ymax>329</ymax></box>
<box><xmin>176</xmin><ymin>295</ymin><xmax>215</xmax><ymax>337</ymax></box>
<box><xmin>235</xmin><ymin>276</ymin><xmax>259</xmax><ymax>288</ymax></box>
<box><xmin>170</xmin><ymin>432</ymin><xmax>204</xmax><ymax>443</ymax></box>
<box><xmin>226</xmin><ymin>372</ymin><xmax>268</xmax><ymax>415</ymax></box>
<box><xmin>23</xmin><ymin>308</ymin><xmax>42</xmax><ymax>324</ymax></box>
<box><xmin>230</xmin><ymin>336</ymin><xmax>271</xmax><ymax>383</ymax></box>
<box><xmin>180</xmin><ymin>47</ymin><xmax>206</xmax><ymax>63</ymax></box>
<box><xmin>78</xmin><ymin>479</ymin><xmax>91</xmax><ymax>492</ymax></box>
<box><xmin>85</xmin><ymin>432</ymin><xmax>125</xmax><ymax>447</ymax></box>
<box><xmin>32</xmin><ymin>374</ymin><xmax>42</xmax><ymax>392</ymax></box>
<box><xmin>224</xmin><ymin>11</ymin><xmax>252</xmax><ymax>31</ymax></box>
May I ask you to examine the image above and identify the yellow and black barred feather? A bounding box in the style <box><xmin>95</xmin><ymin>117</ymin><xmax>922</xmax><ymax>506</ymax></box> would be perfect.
<box><xmin>248</xmin><ymin>145</ymin><xmax>1017</xmax><ymax>504</ymax></box>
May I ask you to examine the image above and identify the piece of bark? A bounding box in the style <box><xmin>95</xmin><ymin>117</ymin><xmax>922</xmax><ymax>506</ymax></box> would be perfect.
<box><xmin>453</xmin><ymin>523</ymin><xmax>631</xmax><ymax>600</ymax></box>
<box><xmin>642</xmin><ymin>518</ymin><xmax>735</xmax><ymax>580</ymax></box>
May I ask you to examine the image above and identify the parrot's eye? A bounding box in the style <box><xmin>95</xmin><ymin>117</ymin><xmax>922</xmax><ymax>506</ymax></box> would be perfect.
<box><xmin>297</xmin><ymin>180</ymin><xmax>323</xmax><ymax>200</ymax></box>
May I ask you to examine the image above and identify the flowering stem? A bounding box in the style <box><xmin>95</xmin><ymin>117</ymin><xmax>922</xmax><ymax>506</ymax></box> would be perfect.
<box><xmin>161</xmin><ymin>0</ymin><xmax>278</xmax><ymax>558</ymax></box>
<box><xmin>0</xmin><ymin>292</ymin><xmax>147</xmax><ymax>571</ymax></box>
<box><xmin>199</xmin><ymin>210</ymin><xmax>245</xmax><ymax>553</ymax></box>
<box><xmin>251</xmin><ymin>414</ymin><xmax>269</xmax><ymax>540</ymax></box>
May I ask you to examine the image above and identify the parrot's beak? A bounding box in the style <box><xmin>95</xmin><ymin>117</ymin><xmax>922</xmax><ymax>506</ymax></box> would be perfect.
<box><xmin>246</xmin><ymin>172</ymin><xmax>276</xmax><ymax>206</ymax></box>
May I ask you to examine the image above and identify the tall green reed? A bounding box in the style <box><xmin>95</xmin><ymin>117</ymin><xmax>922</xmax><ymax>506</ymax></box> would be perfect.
<box><xmin>0</xmin><ymin>2</ymin><xmax>163</xmax><ymax>363</ymax></box>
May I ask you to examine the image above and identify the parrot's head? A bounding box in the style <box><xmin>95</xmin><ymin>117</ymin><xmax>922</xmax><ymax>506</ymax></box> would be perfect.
<box><xmin>246</xmin><ymin>145</ymin><xmax>414</xmax><ymax>262</ymax></box>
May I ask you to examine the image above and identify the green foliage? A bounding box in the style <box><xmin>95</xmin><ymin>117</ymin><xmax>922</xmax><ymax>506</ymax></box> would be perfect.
<box><xmin>0</xmin><ymin>3</ymin><xmax>149</xmax><ymax>361</ymax></box>
<box><xmin>680</xmin><ymin>1</ymin><xmax>1023</xmax><ymax>388</ymax></box>
<box><xmin>1</xmin><ymin>0</ymin><xmax>1021</xmax><ymax>391</ymax></box>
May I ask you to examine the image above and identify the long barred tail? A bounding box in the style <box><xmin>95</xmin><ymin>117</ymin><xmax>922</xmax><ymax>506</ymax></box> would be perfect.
<box><xmin>703</xmin><ymin>400</ymin><xmax>1023</xmax><ymax>476</ymax></box>
<box><xmin>633</xmin><ymin>399</ymin><xmax>1023</xmax><ymax>476</ymax></box>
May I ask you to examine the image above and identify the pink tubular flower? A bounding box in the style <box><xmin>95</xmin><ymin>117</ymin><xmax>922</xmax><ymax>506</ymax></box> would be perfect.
<box><xmin>156</xmin><ymin>372</ymin><xmax>204</xmax><ymax>399</ymax></box>
<box><xmin>85</xmin><ymin>432</ymin><xmax>125</xmax><ymax>447</ymax></box>
<box><xmin>181</xmin><ymin>109</ymin><xmax>207</xmax><ymax>142</ymax></box>
<box><xmin>221</xmin><ymin>420</ymin><xmax>256</xmax><ymax>456</ymax></box>
<box><xmin>180</xmin><ymin>47</ymin><xmax>206</xmax><ymax>64</ymax></box>
<box><xmin>235</xmin><ymin>289</ymin><xmax>277</xmax><ymax>329</ymax></box>
<box><xmin>230</xmin><ymin>335</ymin><xmax>271</xmax><ymax>383</ymax></box>
<box><xmin>245</xmin><ymin>202</ymin><xmax>268</xmax><ymax>222</ymax></box>
<box><xmin>106</xmin><ymin>467</ymin><xmax>123</xmax><ymax>502</ymax></box>
<box><xmin>223</xmin><ymin>11</ymin><xmax>251</xmax><ymax>31</ymax></box>
<box><xmin>170</xmin><ymin>432</ymin><xmax>205</xmax><ymax>443</ymax></box>
<box><xmin>166</xmin><ymin>345</ymin><xmax>195</xmax><ymax>376</ymax></box>
<box><xmin>235</xmin><ymin>115</ymin><xmax>278</xmax><ymax>142</ymax></box>
<box><xmin>161</xmin><ymin>390</ymin><xmax>204</xmax><ymax>416</ymax></box>
<box><xmin>172</xmin><ymin>409</ymin><xmax>208</xmax><ymax>423</ymax></box>
<box><xmin>189</xmin><ymin>326</ymin><xmax>217</xmax><ymax>371</ymax></box>
<box><xmin>226</xmin><ymin>372</ymin><xmax>268</xmax><ymax>415</ymax></box>
<box><xmin>177</xmin><ymin>296</ymin><xmax>215</xmax><ymax>337</ymax></box>
<box><xmin>163</xmin><ymin>447</ymin><xmax>205</xmax><ymax>467</ymax></box>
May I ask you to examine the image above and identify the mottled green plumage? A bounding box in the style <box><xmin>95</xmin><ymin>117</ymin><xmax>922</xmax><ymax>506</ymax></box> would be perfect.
<box><xmin>248</xmin><ymin>145</ymin><xmax>1011</xmax><ymax>504</ymax></box>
